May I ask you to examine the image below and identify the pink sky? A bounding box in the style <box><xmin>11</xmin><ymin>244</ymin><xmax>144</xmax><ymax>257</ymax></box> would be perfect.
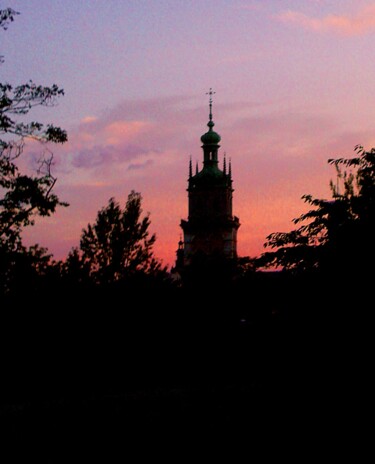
<box><xmin>4</xmin><ymin>1</ymin><xmax>375</xmax><ymax>268</ymax></box>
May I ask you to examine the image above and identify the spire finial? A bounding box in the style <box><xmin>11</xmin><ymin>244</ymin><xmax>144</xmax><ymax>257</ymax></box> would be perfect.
<box><xmin>229</xmin><ymin>157</ymin><xmax>232</xmax><ymax>179</ymax></box>
<box><xmin>189</xmin><ymin>155</ymin><xmax>192</xmax><ymax>178</ymax></box>
<box><xmin>206</xmin><ymin>87</ymin><xmax>216</xmax><ymax>126</ymax></box>
<box><xmin>223</xmin><ymin>152</ymin><xmax>227</xmax><ymax>174</ymax></box>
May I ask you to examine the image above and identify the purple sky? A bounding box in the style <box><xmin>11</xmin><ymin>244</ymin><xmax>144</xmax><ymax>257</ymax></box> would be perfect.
<box><xmin>3</xmin><ymin>0</ymin><xmax>375</xmax><ymax>268</ymax></box>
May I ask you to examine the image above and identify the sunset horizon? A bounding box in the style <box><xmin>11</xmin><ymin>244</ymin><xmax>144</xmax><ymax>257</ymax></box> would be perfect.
<box><xmin>3</xmin><ymin>0</ymin><xmax>375</xmax><ymax>268</ymax></box>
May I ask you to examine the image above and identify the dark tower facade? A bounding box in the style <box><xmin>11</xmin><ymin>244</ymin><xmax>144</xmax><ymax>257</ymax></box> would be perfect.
<box><xmin>178</xmin><ymin>90</ymin><xmax>240</xmax><ymax>268</ymax></box>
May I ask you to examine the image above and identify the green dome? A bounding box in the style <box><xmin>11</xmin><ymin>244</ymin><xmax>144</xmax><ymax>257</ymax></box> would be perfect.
<box><xmin>201</xmin><ymin>121</ymin><xmax>221</xmax><ymax>145</ymax></box>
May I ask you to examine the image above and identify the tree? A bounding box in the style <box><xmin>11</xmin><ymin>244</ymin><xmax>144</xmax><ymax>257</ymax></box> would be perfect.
<box><xmin>65</xmin><ymin>191</ymin><xmax>167</xmax><ymax>285</ymax></box>
<box><xmin>0</xmin><ymin>8</ymin><xmax>67</xmax><ymax>294</ymax></box>
<box><xmin>256</xmin><ymin>144</ymin><xmax>375</xmax><ymax>279</ymax></box>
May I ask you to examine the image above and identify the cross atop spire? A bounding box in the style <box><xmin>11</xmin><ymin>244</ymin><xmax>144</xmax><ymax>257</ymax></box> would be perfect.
<box><xmin>206</xmin><ymin>88</ymin><xmax>216</xmax><ymax>123</ymax></box>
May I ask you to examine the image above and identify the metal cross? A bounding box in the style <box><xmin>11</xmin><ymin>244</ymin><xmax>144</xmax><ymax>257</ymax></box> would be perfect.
<box><xmin>206</xmin><ymin>87</ymin><xmax>216</xmax><ymax>104</ymax></box>
<box><xmin>206</xmin><ymin>88</ymin><xmax>215</xmax><ymax>120</ymax></box>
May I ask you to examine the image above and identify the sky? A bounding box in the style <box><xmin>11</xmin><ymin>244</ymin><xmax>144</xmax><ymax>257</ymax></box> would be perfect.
<box><xmin>2</xmin><ymin>0</ymin><xmax>375</xmax><ymax>269</ymax></box>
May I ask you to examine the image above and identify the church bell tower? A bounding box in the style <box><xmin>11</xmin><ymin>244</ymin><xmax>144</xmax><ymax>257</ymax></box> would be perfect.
<box><xmin>178</xmin><ymin>89</ymin><xmax>240</xmax><ymax>268</ymax></box>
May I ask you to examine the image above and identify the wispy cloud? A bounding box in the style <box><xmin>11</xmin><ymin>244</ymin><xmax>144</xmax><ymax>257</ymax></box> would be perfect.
<box><xmin>71</xmin><ymin>144</ymin><xmax>152</xmax><ymax>169</ymax></box>
<box><xmin>54</xmin><ymin>95</ymin><xmax>199</xmax><ymax>175</ymax></box>
<box><xmin>278</xmin><ymin>4</ymin><xmax>375</xmax><ymax>36</ymax></box>
<box><xmin>128</xmin><ymin>159</ymin><xmax>154</xmax><ymax>171</ymax></box>
<box><xmin>81</xmin><ymin>116</ymin><xmax>98</xmax><ymax>124</ymax></box>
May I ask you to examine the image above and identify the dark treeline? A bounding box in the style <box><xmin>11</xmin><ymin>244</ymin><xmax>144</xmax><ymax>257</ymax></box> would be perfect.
<box><xmin>1</xmin><ymin>252</ymin><xmax>369</xmax><ymax>455</ymax></box>
<box><xmin>1</xmin><ymin>160</ymin><xmax>371</xmax><ymax>459</ymax></box>
<box><xmin>1</xmin><ymin>119</ymin><xmax>373</xmax><ymax>446</ymax></box>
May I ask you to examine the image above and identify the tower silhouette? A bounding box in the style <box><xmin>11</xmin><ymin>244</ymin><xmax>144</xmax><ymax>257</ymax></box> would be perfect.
<box><xmin>176</xmin><ymin>89</ymin><xmax>240</xmax><ymax>271</ymax></box>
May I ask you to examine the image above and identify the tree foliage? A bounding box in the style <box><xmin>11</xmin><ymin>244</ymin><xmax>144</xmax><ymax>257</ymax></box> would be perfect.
<box><xmin>256</xmin><ymin>144</ymin><xmax>375</xmax><ymax>278</ymax></box>
<box><xmin>0</xmin><ymin>8</ymin><xmax>67</xmax><ymax>294</ymax></box>
<box><xmin>0</xmin><ymin>242</ymin><xmax>53</xmax><ymax>296</ymax></box>
<box><xmin>64</xmin><ymin>191</ymin><xmax>166</xmax><ymax>285</ymax></box>
<box><xmin>0</xmin><ymin>9</ymin><xmax>67</xmax><ymax>251</ymax></box>
<box><xmin>0</xmin><ymin>8</ymin><xmax>18</xmax><ymax>30</ymax></box>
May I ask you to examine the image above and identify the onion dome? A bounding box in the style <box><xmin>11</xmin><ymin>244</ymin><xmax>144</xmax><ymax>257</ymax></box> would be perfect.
<box><xmin>201</xmin><ymin>120</ymin><xmax>221</xmax><ymax>145</ymax></box>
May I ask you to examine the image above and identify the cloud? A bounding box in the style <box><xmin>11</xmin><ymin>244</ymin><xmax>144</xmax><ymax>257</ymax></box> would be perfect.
<box><xmin>54</xmin><ymin>95</ymin><xmax>199</xmax><ymax>175</ymax></box>
<box><xmin>72</xmin><ymin>144</ymin><xmax>152</xmax><ymax>169</ymax></box>
<box><xmin>128</xmin><ymin>159</ymin><xmax>154</xmax><ymax>170</ymax></box>
<box><xmin>278</xmin><ymin>4</ymin><xmax>375</xmax><ymax>36</ymax></box>
<box><xmin>81</xmin><ymin>116</ymin><xmax>98</xmax><ymax>124</ymax></box>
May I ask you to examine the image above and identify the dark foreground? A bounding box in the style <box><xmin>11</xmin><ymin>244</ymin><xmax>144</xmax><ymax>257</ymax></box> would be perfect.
<box><xmin>0</xmin><ymin>287</ymin><xmax>370</xmax><ymax>460</ymax></box>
